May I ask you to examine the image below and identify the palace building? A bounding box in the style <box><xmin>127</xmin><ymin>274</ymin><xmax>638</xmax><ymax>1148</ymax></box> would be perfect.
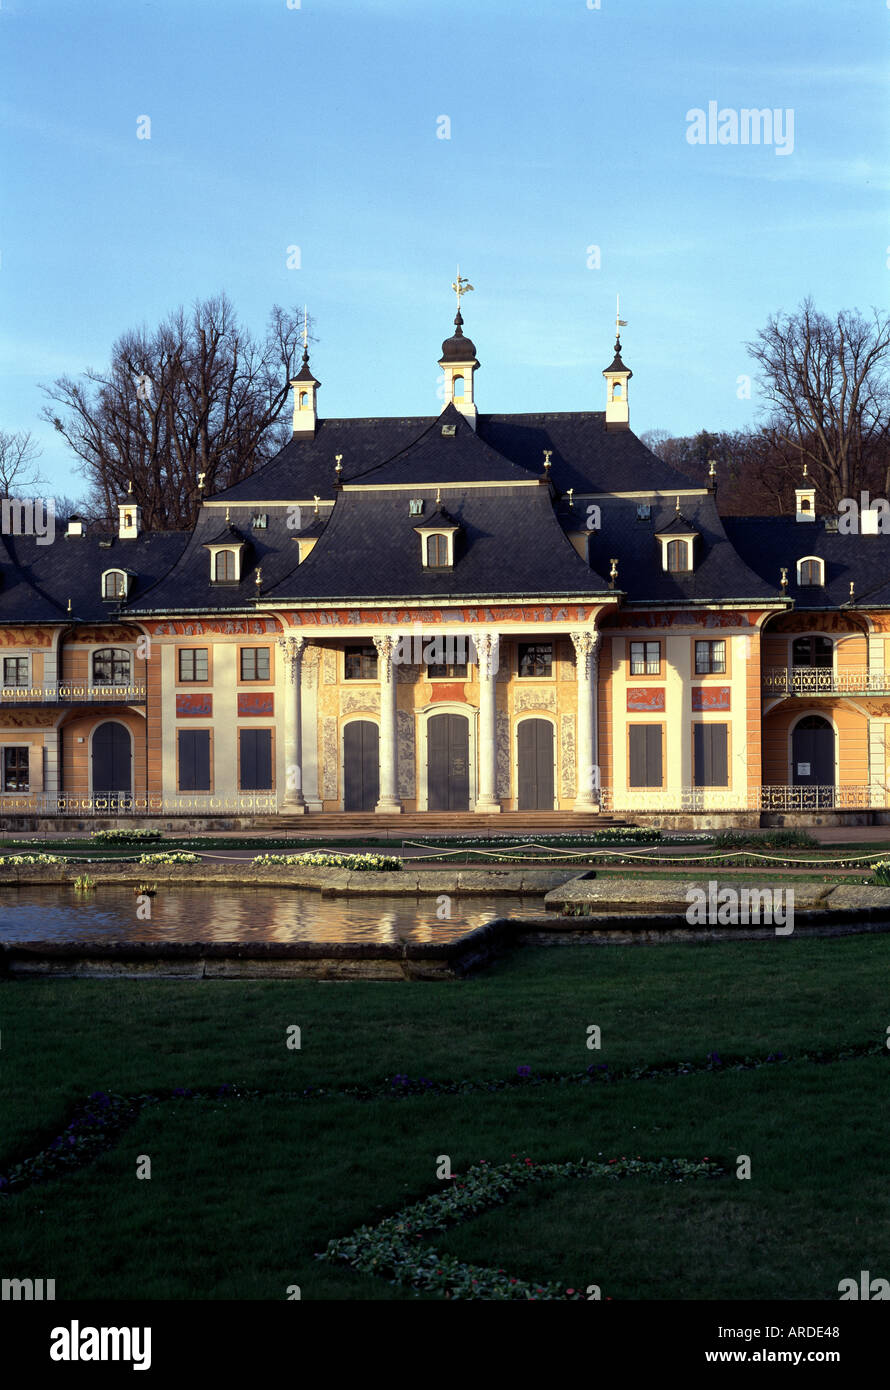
<box><xmin>2</xmin><ymin>288</ymin><xmax>890</xmax><ymax>824</ymax></box>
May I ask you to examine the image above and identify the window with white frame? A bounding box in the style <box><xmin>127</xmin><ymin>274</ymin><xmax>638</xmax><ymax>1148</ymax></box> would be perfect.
<box><xmin>102</xmin><ymin>569</ymin><xmax>127</xmax><ymax>599</ymax></box>
<box><xmin>797</xmin><ymin>556</ymin><xmax>824</xmax><ymax>586</ymax></box>
<box><xmin>3</xmin><ymin>656</ymin><xmax>29</xmax><ymax>687</ymax></box>
<box><xmin>3</xmin><ymin>746</ymin><xmax>29</xmax><ymax>792</ymax></box>
<box><xmin>92</xmin><ymin>648</ymin><xmax>132</xmax><ymax>686</ymax></box>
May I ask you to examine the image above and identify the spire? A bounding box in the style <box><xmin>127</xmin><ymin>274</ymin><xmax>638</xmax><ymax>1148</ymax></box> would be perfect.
<box><xmin>439</xmin><ymin>269</ymin><xmax>479</xmax><ymax>428</ymax></box>
<box><xmin>602</xmin><ymin>298</ymin><xmax>632</xmax><ymax>431</ymax></box>
<box><xmin>290</xmin><ymin>308</ymin><xmax>321</xmax><ymax>438</ymax></box>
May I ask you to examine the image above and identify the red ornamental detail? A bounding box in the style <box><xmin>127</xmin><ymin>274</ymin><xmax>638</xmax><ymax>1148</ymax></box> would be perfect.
<box><xmin>176</xmin><ymin>693</ymin><xmax>212</xmax><ymax>717</ymax></box>
<box><xmin>237</xmin><ymin>692</ymin><xmax>274</xmax><ymax>717</ymax></box>
<box><xmin>692</xmin><ymin>686</ymin><xmax>730</xmax><ymax>711</ymax></box>
<box><xmin>626</xmin><ymin>687</ymin><xmax>665</xmax><ymax>712</ymax></box>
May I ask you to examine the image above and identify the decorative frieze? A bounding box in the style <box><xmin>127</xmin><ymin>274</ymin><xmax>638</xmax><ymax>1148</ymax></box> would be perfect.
<box><xmin>515</xmin><ymin>687</ymin><xmax>557</xmax><ymax>713</ymax></box>
<box><xmin>560</xmin><ymin>714</ymin><xmax>576</xmax><ymax>797</ymax></box>
<box><xmin>496</xmin><ymin>711</ymin><xmax>510</xmax><ymax>796</ymax></box>
<box><xmin>322</xmin><ymin>717</ymin><xmax>338</xmax><ymax>797</ymax></box>
<box><xmin>341</xmin><ymin>690</ymin><xmax>380</xmax><ymax>715</ymax></box>
<box><xmin>397</xmin><ymin>710</ymin><xmax>415</xmax><ymax>798</ymax></box>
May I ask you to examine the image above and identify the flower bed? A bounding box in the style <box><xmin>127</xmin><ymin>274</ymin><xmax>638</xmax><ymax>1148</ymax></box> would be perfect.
<box><xmin>137</xmin><ymin>852</ymin><xmax>202</xmax><ymax>865</ymax></box>
<box><xmin>253</xmin><ymin>852</ymin><xmax>403</xmax><ymax>871</ymax></box>
<box><xmin>319</xmin><ymin>1154</ymin><xmax>726</xmax><ymax>1299</ymax></box>
<box><xmin>91</xmin><ymin>829</ymin><xmax>164</xmax><ymax>843</ymax></box>
<box><xmin>0</xmin><ymin>853</ymin><xmax>62</xmax><ymax>865</ymax></box>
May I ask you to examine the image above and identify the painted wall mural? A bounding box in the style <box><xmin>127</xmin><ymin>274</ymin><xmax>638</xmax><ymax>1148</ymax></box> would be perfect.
<box><xmin>627</xmin><ymin>688</ymin><xmax>666</xmax><ymax>712</ymax></box>
<box><xmin>692</xmin><ymin>687</ymin><xmax>731</xmax><ymax>711</ymax></box>
<box><xmin>237</xmin><ymin>692</ymin><xmax>274</xmax><ymax>717</ymax></box>
<box><xmin>286</xmin><ymin>605</ymin><xmax>601</xmax><ymax>628</ymax></box>
<box><xmin>176</xmin><ymin>693</ymin><xmax>212</xmax><ymax>717</ymax></box>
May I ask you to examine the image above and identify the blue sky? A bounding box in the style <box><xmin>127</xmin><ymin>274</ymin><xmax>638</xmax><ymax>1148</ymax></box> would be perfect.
<box><xmin>1</xmin><ymin>0</ymin><xmax>888</xmax><ymax>498</ymax></box>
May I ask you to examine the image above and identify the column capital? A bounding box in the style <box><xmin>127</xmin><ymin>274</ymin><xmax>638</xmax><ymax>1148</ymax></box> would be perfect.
<box><xmin>570</xmin><ymin>628</ymin><xmax>601</xmax><ymax>680</ymax></box>
<box><xmin>373</xmin><ymin>633</ymin><xmax>399</xmax><ymax>682</ymax></box>
<box><xmin>474</xmin><ymin>630</ymin><xmax>500</xmax><ymax>680</ymax></box>
<box><xmin>277</xmin><ymin>634</ymin><xmax>306</xmax><ymax>683</ymax></box>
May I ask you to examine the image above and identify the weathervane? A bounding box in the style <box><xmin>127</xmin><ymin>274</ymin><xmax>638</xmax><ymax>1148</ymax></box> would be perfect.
<box><xmin>452</xmin><ymin>265</ymin><xmax>474</xmax><ymax>313</ymax></box>
<box><xmin>615</xmin><ymin>294</ymin><xmax>628</xmax><ymax>340</ymax></box>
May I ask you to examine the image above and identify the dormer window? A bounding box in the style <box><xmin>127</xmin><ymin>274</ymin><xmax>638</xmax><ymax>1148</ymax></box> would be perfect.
<box><xmin>414</xmin><ymin>505</ymin><xmax>459</xmax><ymax>569</ymax></box>
<box><xmin>655</xmin><ymin>508</ymin><xmax>699</xmax><ymax>573</ymax></box>
<box><xmin>797</xmin><ymin>556</ymin><xmax>824</xmax><ymax>586</ymax></box>
<box><xmin>666</xmin><ymin>539</ymin><xmax>691</xmax><ymax>572</ymax></box>
<box><xmin>203</xmin><ymin>524</ymin><xmax>245</xmax><ymax>582</ymax></box>
<box><xmin>426</xmin><ymin>535</ymin><xmax>449</xmax><ymax>568</ymax></box>
<box><xmin>102</xmin><ymin>569</ymin><xmax>128</xmax><ymax>600</ymax></box>
<box><xmin>214</xmin><ymin>550</ymin><xmax>237</xmax><ymax>582</ymax></box>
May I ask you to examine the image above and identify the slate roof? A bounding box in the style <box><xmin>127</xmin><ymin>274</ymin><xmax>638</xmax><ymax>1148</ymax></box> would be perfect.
<box><xmin>0</xmin><ymin>530</ymin><xmax>189</xmax><ymax>623</ymax></box>
<box><xmin>588</xmin><ymin>495</ymin><xmax>782</xmax><ymax>604</ymax></box>
<box><xmin>264</xmin><ymin>486</ymin><xmax>613</xmax><ymax>603</ymax></box>
<box><xmin>347</xmin><ymin>404</ymin><xmax>542</xmax><ymax>487</ymax></box>
<box><xmin>724</xmin><ymin>516</ymin><xmax>890</xmax><ymax>609</ymax></box>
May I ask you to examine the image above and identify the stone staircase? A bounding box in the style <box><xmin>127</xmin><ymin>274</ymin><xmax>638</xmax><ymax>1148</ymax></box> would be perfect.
<box><xmin>256</xmin><ymin>811</ymin><xmax>631</xmax><ymax>836</ymax></box>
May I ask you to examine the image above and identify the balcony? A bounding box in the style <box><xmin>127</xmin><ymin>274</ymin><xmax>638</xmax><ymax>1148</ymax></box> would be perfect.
<box><xmin>0</xmin><ymin>684</ymin><xmax>147</xmax><ymax>707</ymax></box>
<box><xmin>762</xmin><ymin>667</ymin><xmax>890</xmax><ymax>698</ymax></box>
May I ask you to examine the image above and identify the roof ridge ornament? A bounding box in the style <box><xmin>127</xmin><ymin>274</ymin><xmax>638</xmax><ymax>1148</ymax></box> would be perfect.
<box><xmin>451</xmin><ymin>265</ymin><xmax>474</xmax><ymax>318</ymax></box>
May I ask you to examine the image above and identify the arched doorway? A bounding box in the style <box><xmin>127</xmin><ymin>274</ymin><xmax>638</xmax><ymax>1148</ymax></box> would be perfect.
<box><xmin>427</xmin><ymin>713</ymin><xmax>470</xmax><ymax>811</ymax></box>
<box><xmin>517</xmin><ymin>718</ymin><xmax>555</xmax><ymax>810</ymax></box>
<box><xmin>791</xmin><ymin>715</ymin><xmax>835</xmax><ymax>807</ymax></box>
<box><xmin>343</xmin><ymin>720</ymin><xmax>379</xmax><ymax>811</ymax></box>
<box><xmin>91</xmin><ymin>721</ymin><xmax>132</xmax><ymax>807</ymax></box>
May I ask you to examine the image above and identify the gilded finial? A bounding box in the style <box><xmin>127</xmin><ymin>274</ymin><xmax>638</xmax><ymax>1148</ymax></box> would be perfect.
<box><xmin>436</xmin><ymin>487</ymin><xmax>441</xmax><ymax>506</ymax></box>
<box><xmin>849</xmin><ymin>580</ymin><xmax>855</xmax><ymax>600</ymax></box>
<box><xmin>335</xmin><ymin>454</ymin><xmax>343</xmax><ymax>474</ymax></box>
<box><xmin>675</xmin><ymin>496</ymin><xmax>680</xmax><ymax>513</ymax></box>
<box><xmin>313</xmin><ymin>494</ymin><xmax>320</xmax><ymax>515</ymax></box>
<box><xmin>127</xmin><ymin>479</ymin><xmax>133</xmax><ymax>495</ymax></box>
<box><xmin>67</xmin><ymin>598</ymin><xmax>72</xmax><ymax>613</ymax></box>
<box><xmin>609</xmin><ymin>557</ymin><xmax>618</xmax><ymax>587</ymax></box>
<box><xmin>567</xmin><ymin>488</ymin><xmax>574</xmax><ymax>507</ymax></box>
<box><xmin>451</xmin><ymin>265</ymin><xmax>474</xmax><ymax>314</ymax></box>
<box><xmin>780</xmin><ymin>567</ymin><xmax>788</xmax><ymax>590</ymax></box>
<box><xmin>197</xmin><ymin>472</ymin><xmax>206</xmax><ymax>492</ymax></box>
<box><xmin>255</xmin><ymin>567</ymin><xmax>262</xmax><ymax>589</ymax></box>
<box><xmin>225</xmin><ymin>506</ymin><xmax>230</xmax><ymax>525</ymax></box>
<box><xmin>543</xmin><ymin>449</ymin><xmax>552</xmax><ymax>471</ymax></box>
<box><xmin>708</xmin><ymin>459</ymin><xmax>716</xmax><ymax>478</ymax></box>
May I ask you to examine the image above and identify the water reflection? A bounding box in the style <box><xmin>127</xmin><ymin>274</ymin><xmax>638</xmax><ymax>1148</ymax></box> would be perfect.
<box><xmin>0</xmin><ymin>886</ymin><xmax>545</xmax><ymax>945</ymax></box>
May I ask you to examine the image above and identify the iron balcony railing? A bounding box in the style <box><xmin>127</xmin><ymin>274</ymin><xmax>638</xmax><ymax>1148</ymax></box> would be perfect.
<box><xmin>0</xmin><ymin>794</ymin><xmax>278</xmax><ymax>816</ymax></box>
<box><xmin>0</xmin><ymin>684</ymin><xmax>147</xmax><ymax>706</ymax></box>
<box><xmin>762</xmin><ymin>667</ymin><xmax>890</xmax><ymax>697</ymax></box>
<box><xmin>599</xmin><ymin>785</ymin><xmax>887</xmax><ymax>812</ymax></box>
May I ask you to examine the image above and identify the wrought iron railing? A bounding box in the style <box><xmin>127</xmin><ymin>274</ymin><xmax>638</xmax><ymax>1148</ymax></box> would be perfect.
<box><xmin>0</xmin><ymin>684</ymin><xmax>147</xmax><ymax>705</ymax></box>
<box><xmin>762</xmin><ymin>667</ymin><xmax>890</xmax><ymax>696</ymax></box>
<box><xmin>0</xmin><ymin>794</ymin><xmax>278</xmax><ymax>816</ymax></box>
<box><xmin>599</xmin><ymin>785</ymin><xmax>886</xmax><ymax>812</ymax></box>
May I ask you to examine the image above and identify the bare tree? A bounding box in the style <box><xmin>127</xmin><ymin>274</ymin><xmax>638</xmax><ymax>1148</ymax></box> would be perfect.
<box><xmin>0</xmin><ymin>429</ymin><xmax>44</xmax><ymax>495</ymax></box>
<box><xmin>40</xmin><ymin>294</ymin><xmax>311</xmax><ymax>530</ymax></box>
<box><xmin>746</xmin><ymin>298</ymin><xmax>890</xmax><ymax>508</ymax></box>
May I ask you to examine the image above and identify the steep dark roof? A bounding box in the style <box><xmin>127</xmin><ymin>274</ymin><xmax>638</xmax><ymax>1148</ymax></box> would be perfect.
<box><xmin>0</xmin><ymin>530</ymin><xmax>189</xmax><ymax>623</ymax></box>
<box><xmin>724</xmin><ymin>516</ymin><xmax>890</xmax><ymax>609</ymax></box>
<box><xmin>347</xmin><ymin>404</ymin><xmax>541</xmax><ymax>487</ymax></box>
<box><xmin>593</xmin><ymin>496</ymin><xmax>781</xmax><ymax>604</ymax></box>
<box><xmin>264</xmin><ymin>486</ymin><xmax>612</xmax><ymax>602</ymax></box>
<box><xmin>127</xmin><ymin>510</ymin><xmax>294</xmax><ymax>614</ymax></box>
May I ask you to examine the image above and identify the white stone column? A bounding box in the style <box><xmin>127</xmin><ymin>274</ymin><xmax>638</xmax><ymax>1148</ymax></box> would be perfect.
<box><xmin>571</xmin><ymin>629</ymin><xmax>601</xmax><ymax>811</ymax></box>
<box><xmin>474</xmin><ymin>631</ymin><xmax>500</xmax><ymax>812</ymax></box>
<box><xmin>374</xmin><ymin>634</ymin><xmax>402</xmax><ymax>813</ymax></box>
<box><xmin>277</xmin><ymin>635</ymin><xmax>307</xmax><ymax>813</ymax></box>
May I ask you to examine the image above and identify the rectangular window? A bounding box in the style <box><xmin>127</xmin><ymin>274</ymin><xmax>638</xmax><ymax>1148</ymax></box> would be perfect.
<box><xmin>630</xmin><ymin>641</ymin><xmax>660</xmax><ymax>676</ymax></box>
<box><xmin>178</xmin><ymin>648</ymin><xmax>209</xmax><ymax>682</ymax></box>
<box><xmin>3</xmin><ymin>746</ymin><xmax>29</xmax><ymax>792</ymax></box>
<box><xmin>240</xmin><ymin>647</ymin><xmax>271</xmax><ymax>681</ymax></box>
<box><xmin>177</xmin><ymin>730</ymin><xmax>211</xmax><ymax>792</ymax></box>
<box><xmin>3</xmin><ymin>657</ymin><xmax>29</xmax><ymax>687</ymax></box>
<box><xmin>344</xmin><ymin>645</ymin><xmax>378</xmax><ymax>680</ymax></box>
<box><xmin>428</xmin><ymin>663</ymin><xmax>468</xmax><ymax>679</ymax></box>
<box><xmin>694</xmin><ymin>724</ymin><xmax>728</xmax><ymax>787</ymax></box>
<box><xmin>518</xmin><ymin>643</ymin><xmax>553</xmax><ymax>678</ymax></box>
<box><xmin>628</xmin><ymin>725</ymin><xmax>663</xmax><ymax>787</ymax></box>
<box><xmin>239</xmin><ymin>728</ymin><xmax>273</xmax><ymax>790</ymax></box>
<box><xmin>695</xmin><ymin>640</ymin><xmax>726</xmax><ymax>675</ymax></box>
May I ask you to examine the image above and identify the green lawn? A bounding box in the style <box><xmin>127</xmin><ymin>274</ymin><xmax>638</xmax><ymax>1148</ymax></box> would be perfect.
<box><xmin>0</xmin><ymin>937</ymin><xmax>888</xmax><ymax>1299</ymax></box>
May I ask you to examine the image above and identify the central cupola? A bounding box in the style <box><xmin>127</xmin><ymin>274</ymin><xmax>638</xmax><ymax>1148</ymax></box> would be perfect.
<box><xmin>438</xmin><ymin>268</ymin><xmax>479</xmax><ymax>429</ymax></box>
